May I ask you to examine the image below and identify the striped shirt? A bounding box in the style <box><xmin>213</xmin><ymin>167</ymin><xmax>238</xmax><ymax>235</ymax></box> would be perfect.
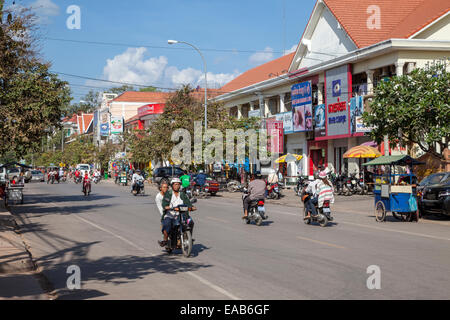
<box><xmin>317</xmin><ymin>182</ymin><xmax>334</xmax><ymax>208</ymax></box>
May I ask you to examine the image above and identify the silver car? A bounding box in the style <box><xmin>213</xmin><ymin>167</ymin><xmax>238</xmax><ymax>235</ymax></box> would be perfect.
<box><xmin>30</xmin><ymin>170</ymin><xmax>45</xmax><ymax>182</ymax></box>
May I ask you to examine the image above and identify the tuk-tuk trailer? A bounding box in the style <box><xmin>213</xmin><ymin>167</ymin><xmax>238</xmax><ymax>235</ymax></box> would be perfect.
<box><xmin>363</xmin><ymin>155</ymin><xmax>424</xmax><ymax>222</ymax></box>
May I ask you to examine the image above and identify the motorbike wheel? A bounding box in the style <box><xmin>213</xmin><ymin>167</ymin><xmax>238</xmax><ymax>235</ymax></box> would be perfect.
<box><xmin>256</xmin><ymin>216</ymin><xmax>263</xmax><ymax>226</ymax></box>
<box><xmin>303</xmin><ymin>207</ymin><xmax>311</xmax><ymax>225</ymax></box>
<box><xmin>181</xmin><ymin>231</ymin><xmax>193</xmax><ymax>257</ymax></box>
<box><xmin>319</xmin><ymin>214</ymin><xmax>328</xmax><ymax>227</ymax></box>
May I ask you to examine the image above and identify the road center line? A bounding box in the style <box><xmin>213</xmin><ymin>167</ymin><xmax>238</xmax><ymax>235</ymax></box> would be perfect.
<box><xmin>36</xmin><ymin>195</ymin><xmax>240</xmax><ymax>300</ymax></box>
<box><xmin>296</xmin><ymin>236</ymin><xmax>347</xmax><ymax>249</ymax></box>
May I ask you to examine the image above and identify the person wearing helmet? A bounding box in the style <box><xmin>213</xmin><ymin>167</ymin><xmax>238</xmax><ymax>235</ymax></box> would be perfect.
<box><xmin>131</xmin><ymin>169</ymin><xmax>144</xmax><ymax>192</ymax></box>
<box><xmin>304</xmin><ymin>170</ymin><xmax>325</xmax><ymax>218</ymax></box>
<box><xmin>158</xmin><ymin>177</ymin><xmax>196</xmax><ymax>247</ymax></box>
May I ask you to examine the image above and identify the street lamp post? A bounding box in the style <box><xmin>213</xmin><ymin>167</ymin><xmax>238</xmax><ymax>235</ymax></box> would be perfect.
<box><xmin>168</xmin><ymin>40</ymin><xmax>208</xmax><ymax>132</ymax></box>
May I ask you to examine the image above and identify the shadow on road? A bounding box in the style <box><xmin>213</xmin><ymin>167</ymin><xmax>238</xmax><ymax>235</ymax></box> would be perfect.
<box><xmin>19</xmin><ymin>194</ymin><xmax>117</xmax><ymax>205</ymax></box>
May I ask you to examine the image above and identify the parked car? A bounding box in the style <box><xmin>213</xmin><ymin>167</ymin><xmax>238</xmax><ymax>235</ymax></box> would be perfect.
<box><xmin>6</xmin><ymin>167</ymin><xmax>20</xmax><ymax>181</ymax></box>
<box><xmin>152</xmin><ymin>166</ymin><xmax>186</xmax><ymax>185</ymax></box>
<box><xmin>30</xmin><ymin>170</ymin><xmax>45</xmax><ymax>182</ymax></box>
<box><xmin>190</xmin><ymin>174</ymin><xmax>220</xmax><ymax>196</ymax></box>
<box><xmin>417</xmin><ymin>172</ymin><xmax>450</xmax><ymax>193</ymax></box>
<box><xmin>418</xmin><ymin>176</ymin><xmax>450</xmax><ymax>217</ymax></box>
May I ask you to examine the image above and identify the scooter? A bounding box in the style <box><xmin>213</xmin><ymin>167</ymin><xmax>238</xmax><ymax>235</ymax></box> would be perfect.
<box><xmin>164</xmin><ymin>205</ymin><xmax>195</xmax><ymax>257</ymax></box>
<box><xmin>242</xmin><ymin>189</ymin><xmax>267</xmax><ymax>226</ymax></box>
<box><xmin>267</xmin><ymin>183</ymin><xmax>282</xmax><ymax>199</ymax></box>
<box><xmin>132</xmin><ymin>179</ymin><xmax>145</xmax><ymax>196</ymax></box>
<box><xmin>294</xmin><ymin>176</ymin><xmax>308</xmax><ymax>196</ymax></box>
<box><xmin>82</xmin><ymin>178</ymin><xmax>91</xmax><ymax>196</ymax></box>
<box><xmin>301</xmin><ymin>190</ymin><xmax>333</xmax><ymax>227</ymax></box>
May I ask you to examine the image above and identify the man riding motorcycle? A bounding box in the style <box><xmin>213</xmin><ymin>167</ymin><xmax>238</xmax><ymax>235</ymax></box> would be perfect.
<box><xmin>304</xmin><ymin>171</ymin><xmax>334</xmax><ymax>219</ymax></box>
<box><xmin>131</xmin><ymin>169</ymin><xmax>144</xmax><ymax>192</ymax></box>
<box><xmin>158</xmin><ymin>178</ymin><xmax>196</xmax><ymax>248</ymax></box>
<box><xmin>242</xmin><ymin>174</ymin><xmax>267</xmax><ymax>220</ymax></box>
<box><xmin>194</xmin><ymin>170</ymin><xmax>208</xmax><ymax>192</ymax></box>
<box><xmin>82</xmin><ymin>172</ymin><xmax>91</xmax><ymax>194</ymax></box>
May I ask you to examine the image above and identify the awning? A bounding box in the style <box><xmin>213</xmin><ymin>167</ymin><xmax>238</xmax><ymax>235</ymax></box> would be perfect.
<box><xmin>363</xmin><ymin>155</ymin><xmax>425</xmax><ymax>166</ymax></box>
<box><xmin>343</xmin><ymin>146</ymin><xmax>382</xmax><ymax>158</ymax></box>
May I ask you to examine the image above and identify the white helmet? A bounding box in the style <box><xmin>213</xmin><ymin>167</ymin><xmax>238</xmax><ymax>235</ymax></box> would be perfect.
<box><xmin>170</xmin><ymin>177</ymin><xmax>181</xmax><ymax>185</ymax></box>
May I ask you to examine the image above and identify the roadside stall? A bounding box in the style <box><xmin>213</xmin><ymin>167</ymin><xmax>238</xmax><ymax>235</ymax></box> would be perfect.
<box><xmin>363</xmin><ymin>155</ymin><xmax>424</xmax><ymax>222</ymax></box>
<box><xmin>343</xmin><ymin>145</ymin><xmax>382</xmax><ymax>194</ymax></box>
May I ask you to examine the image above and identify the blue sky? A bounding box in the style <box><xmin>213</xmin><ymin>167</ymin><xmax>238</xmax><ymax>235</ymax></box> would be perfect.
<box><xmin>14</xmin><ymin>0</ymin><xmax>317</xmax><ymax>101</ymax></box>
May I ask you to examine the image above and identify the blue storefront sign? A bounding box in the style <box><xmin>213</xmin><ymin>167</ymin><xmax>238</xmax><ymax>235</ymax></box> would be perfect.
<box><xmin>100</xmin><ymin>122</ymin><xmax>109</xmax><ymax>136</ymax></box>
<box><xmin>291</xmin><ymin>81</ymin><xmax>313</xmax><ymax>133</ymax></box>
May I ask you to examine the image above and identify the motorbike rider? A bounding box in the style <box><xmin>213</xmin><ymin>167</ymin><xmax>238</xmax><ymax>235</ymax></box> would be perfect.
<box><xmin>304</xmin><ymin>171</ymin><xmax>334</xmax><ymax>219</ymax></box>
<box><xmin>74</xmin><ymin>169</ymin><xmax>80</xmax><ymax>182</ymax></box>
<box><xmin>242</xmin><ymin>174</ymin><xmax>267</xmax><ymax>220</ymax></box>
<box><xmin>131</xmin><ymin>169</ymin><xmax>144</xmax><ymax>192</ymax></box>
<box><xmin>59</xmin><ymin>168</ymin><xmax>64</xmax><ymax>181</ymax></box>
<box><xmin>82</xmin><ymin>171</ymin><xmax>91</xmax><ymax>194</ymax></box>
<box><xmin>158</xmin><ymin>178</ymin><xmax>196</xmax><ymax>248</ymax></box>
<box><xmin>194</xmin><ymin>170</ymin><xmax>208</xmax><ymax>192</ymax></box>
<box><xmin>180</xmin><ymin>172</ymin><xmax>191</xmax><ymax>192</ymax></box>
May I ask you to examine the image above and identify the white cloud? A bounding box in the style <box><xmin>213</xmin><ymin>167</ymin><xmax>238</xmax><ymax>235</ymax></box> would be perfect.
<box><xmin>286</xmin><ymin>44</ymin><xmax>298</xmax><ymax>54</ymax></box>
<box><xmin>249</xmin><ymin>47</ymin><xmax>274</xmax><ymax>65</ymax></box>
<box><xmin>100</xmin><ymin>47</ymin><xmax>238</xmax><ymax>90</ymax></box>
<box><xmin>30</xmin><ymin>0</ymin><xmax>59</xmax><ymax>17</ymax></box>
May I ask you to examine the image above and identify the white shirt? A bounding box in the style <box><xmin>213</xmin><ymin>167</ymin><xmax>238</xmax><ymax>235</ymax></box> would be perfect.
<box><xmin>267</xmin><ymin>172</ymin><xmax>278</xmax><ymax>184</ymax></box>
<box><xmin>306</xmin><ymin>179</ymin><xmax>321</xmax><ymax>196</ymax></box>
<box><xmin>132</xmin><ymin>173</ymin><xmax>143</xmax><ymax>184</ymax></box>
<box><xmin>155</xmin><ymin>192</ymin><xmax>164</xmax><ymax>217</ymax></box>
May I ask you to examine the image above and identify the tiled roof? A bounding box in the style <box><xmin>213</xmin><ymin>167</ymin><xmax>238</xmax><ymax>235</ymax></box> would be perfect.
<box><xmin>220</xmin><ymin>53</ymin><xmax>295</xmax><ymax>93</ymax></box>
<box><xmin>323</xmin><ymin>0</ymin><xmax>450</xmax><ymax>48</ymax></box>
<box><xmin>112</xmin><ymin>91</ymin><xmax>172</xmax><ymax>103</ymax></box>
<box><xmin>76</xmin><ymin>114</ymin><xmax>94</xmax><ymax>134</ymax></box>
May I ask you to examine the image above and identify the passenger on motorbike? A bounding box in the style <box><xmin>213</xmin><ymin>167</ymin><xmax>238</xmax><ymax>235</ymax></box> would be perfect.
<box><xmin>131</xmin><ymin>169</ymin><xmax>144</xmax><ymax>192</ymax></box>
<box><xmin>194</xmin><ymin>170</ymin><xmax>208</xmax><ymax>192</ymax></box>
<box><xmin>304</xmin><ymin>171</ymin><xmax>334</xmax><ymax>219</ymax></box>
<box><xmin>242</xmin><ymin>174</ymin><xmax>266</xmax><ymax>220</ymax></box>
<box><xmin>82</xmin><ymin>172</ymin><xmax>91</xmax><ymax>193</ymax></box>
<box><xmin>180</xmin><ymin>172</ymin><xmax>191</xmax><ymax>192</ymax></box>
<box><xmin>158</xmin><ymin>178</ymin><xmax>196</xmax><ymax>248</ymax></box>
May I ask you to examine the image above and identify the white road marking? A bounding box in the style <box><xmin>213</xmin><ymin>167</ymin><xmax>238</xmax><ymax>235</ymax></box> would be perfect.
<box><xmin>38</xmin><ymin>196</ymin><xmax>240</xmax><ymax>300</ymax></box>
<box><xmin>296</xmin><ymin>236</ymin><xmax>347</xmax><ymax>249</ymax></box>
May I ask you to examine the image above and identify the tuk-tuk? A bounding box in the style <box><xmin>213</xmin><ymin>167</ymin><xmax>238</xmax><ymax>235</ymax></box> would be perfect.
<box><xmin>363</xmin><ymin>155</ymin><xmax>424</xmax><ymax>222</ymax></box>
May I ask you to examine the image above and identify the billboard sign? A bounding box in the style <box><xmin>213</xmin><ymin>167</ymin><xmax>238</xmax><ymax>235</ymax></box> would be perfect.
<box><xmin>321</xmin><ymin>64</ymin><xmax>352</xmax><ymax>139</ymax></box>
<box><xmin>138</xmin><ymin>103</ymin><xmax>165</xmax><ymax>117</ymax></box>
<box><xmin>314</xmin><ymin>104</ymin><xmax>326</xmax><ymax>138</ymax></box>
<box><xmin>291</xmin><ymin>81</ymin><xmax>313</xmax><ymax>132</ymax></box>
<box><xmin>110</xmin><ymin>117</ymin><xmax>123</xmax><ymax>134</ymax></box>
<box><xmin>248</xmin><ymin>109</ymin><xmax>261</xmax><ymax>118</ymax></box>
<box><xmin>100</xmin><ymin>122</ymin><xmax>109</xmax><ymax>136</ymax></box>
<box><xmin>266</xmin><ymin>119</ymin><xmax>284</xmax><ymax>155</ymax></box>
<box><xmin>275</xmin><ymin>112</ymin><xmax>293</xmax><ymax>134</ymax></box>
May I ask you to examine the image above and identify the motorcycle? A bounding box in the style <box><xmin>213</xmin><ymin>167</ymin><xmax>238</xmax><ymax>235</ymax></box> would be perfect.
<box><xmin>301</xmin><ymin>190</ymin><xmax>333</xmax><ymax>227</ymax></box>
<box><xmin>357</xmin><ymin>177</ymin><xmax>368</xmax><ymax>195</ymax></box>
<box><xmin>242</xmin><ymin>189</ymin><xmax>267</xmax><ymax>226</ymax></box>
<box><xmin>183</xmin><ymin>185</ymin><xmax>197</xmax><ymax>203</ymax></box>
<box><xmin>164</xmin><ymin>204</ymin><xmax>195</xmax><ymax>257</ymax></box>
<box><xmin>267</xmin><ymin>183</ymin><xmax>282</xmax><ymax>199</ymax></box>
<box><xmin>132</xmin><ymin>179</ymin><xmax>145</xmax><ymax>196</ymax></box>
<box><xmin>294</xmin><ymin>176</ymin><xmax>309</xmax><ymax>196</ymax></box>
<box><xmin>227</xmin><ymin>180</ymin><xmax>243</xmax><ymax>193</ymax></box>
<box><xmin>93</xmin><ymin>175</ymin><xmax>100</xmax><ymax>184</ymax></box>
<box><xmin>82</xmin><ymin>178</ymin><xmax>91</xmax><ymax>196</ymax></box>
<box><xmin>74</xmin><ymin>175</ymin><xmax>82</xmax><ymax>184</ymax></box>
<box><xmin>192</xmin><ymin>183</ymin><xmax>209</xmax><ymax>199</ymax></box>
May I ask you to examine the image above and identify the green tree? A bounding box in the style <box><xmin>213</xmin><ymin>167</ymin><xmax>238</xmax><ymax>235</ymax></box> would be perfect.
<box><xmin>139</xmin><ymin>86</ymin><xmax>159</xmax><ymax>92</ymax></box>
<box><xmin>0</xmin><ymin>3</ymin><xmax>71</xmax><ymax>157</ymax></box>
<box><xmin>363</xmin><ymin>60</ymin><xmax>450</xmax><ymax>160</ymax></box>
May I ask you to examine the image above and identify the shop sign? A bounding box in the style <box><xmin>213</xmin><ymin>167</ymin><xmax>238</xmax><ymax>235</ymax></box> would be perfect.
<box><xmin>275</xmin><ymin>112</ymin><xmax>293</xmax><ymax>134</ymax></box>
<box><xmin>248</xmin><ymin>109</ymin><xmax>261</xmax><ymax>118</ymax></box>
<box><xmin>266</xmin><ymin>119</ymin><xmax>284</xmax><ymax>155</ymax></box>
<box><xmin>350</xmin><ymin>96</ymin><xmax>372</xmax><ymax>133</ymax></box>
<box><xmin>314</xmin><ymin>104</ymin><xmax>326</xmax><ymax>138</ymax></box>
<box><xmin>291</xmin><ymin>81</ymin><xmax>313</xmax><ymax>132</ymax></box>
<box><xmin>110</xmin><ymin>117</ymin><xmax>123</xmax><ymax>134</ymax></box>
<box><xmin>322</xmin><ymin>65</ymin><xmax>352</xmax><ymax>139</ymax></box>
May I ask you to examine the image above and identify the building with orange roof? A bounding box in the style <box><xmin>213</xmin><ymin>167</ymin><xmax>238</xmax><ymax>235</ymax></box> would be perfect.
<box><xmin>216</xmin><ymin>0</ymin><xmax>450</xmax><ymax>178</ymax></box>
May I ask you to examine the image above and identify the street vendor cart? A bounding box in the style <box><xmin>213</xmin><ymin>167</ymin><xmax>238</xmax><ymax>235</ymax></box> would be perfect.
<box><xmin>363</xmin><ymin>155</ymin><xmax>424</xmax><ymax>222</ymax></box>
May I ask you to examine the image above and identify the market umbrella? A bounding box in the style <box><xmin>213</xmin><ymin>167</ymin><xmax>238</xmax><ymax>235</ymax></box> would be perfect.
<box><xmin>343</xmin><ymin>146</ymin><xmax>382</xmax><ymax>159</ymax></box>
<box><xmin>275</xmin><ymin>153</ymin><xmax>303</xmax><ymax>164</ymax></box>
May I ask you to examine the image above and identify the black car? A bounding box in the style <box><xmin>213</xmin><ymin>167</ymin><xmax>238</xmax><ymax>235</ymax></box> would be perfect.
<box><xmin>152</xmin><ymin>166</ymin><xmax>186</xmax><ymax>185</ymax></box>
<box><xmin>419</xmin><ymin>176</ymin><xmax>450</xmax><ymax>217</ymax></box>
<box><xmin>417</xmin><ymin>172</ymin><xmax>450</xmax><ymax>193</ymax></box>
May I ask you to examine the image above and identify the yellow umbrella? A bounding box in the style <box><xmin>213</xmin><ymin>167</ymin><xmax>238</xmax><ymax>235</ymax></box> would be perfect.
<box><xmin>275</xmin><ymin>153</ymin><xmax>303</xmax><ymax>163</ymax></box>
<box><xmin>343</xmin><ymin>146</ymin><xmax>382</xmax><ymax>158</ymax></box>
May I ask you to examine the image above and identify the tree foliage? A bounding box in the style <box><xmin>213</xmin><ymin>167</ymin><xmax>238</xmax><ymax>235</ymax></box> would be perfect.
<box><xmin>125</xmin><ymin>85</ymin><xmax>259</xmax><ymax>167</ymax></box>
<box><xmin>0</xmin><ymin>3</ymin><xmax>71</xmax><ymax>157</ymax></box>
<box><xmin>363</xmin><ymin>61</ymin><xmax>450</xmax><ymax>160</ymax></box>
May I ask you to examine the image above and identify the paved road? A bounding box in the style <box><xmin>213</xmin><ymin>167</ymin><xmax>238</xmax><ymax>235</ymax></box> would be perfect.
<box><xmin>8</xmin><ymin>181</ymin><xmax>450</xmax><ymax>299</ymax></box>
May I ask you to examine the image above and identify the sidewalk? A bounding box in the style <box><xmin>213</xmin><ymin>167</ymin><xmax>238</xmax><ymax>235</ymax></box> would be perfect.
<box><xmin>0</xmin><ymin>203</ymin><xmax>49</xmax><ymax>300</ymax></box>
